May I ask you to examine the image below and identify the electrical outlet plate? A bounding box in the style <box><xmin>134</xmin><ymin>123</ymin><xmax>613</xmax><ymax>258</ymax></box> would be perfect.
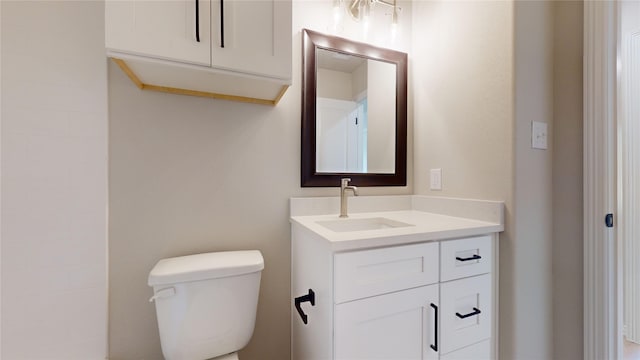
<box><xmin>532</xmin><ymin>121</ymin><xmax>548</xmax><ymax>150</ymax></box>
<box><xmin>430</xmin><ymin>168</ymin><xmax>442</xmax><ymax>191</ymax></box>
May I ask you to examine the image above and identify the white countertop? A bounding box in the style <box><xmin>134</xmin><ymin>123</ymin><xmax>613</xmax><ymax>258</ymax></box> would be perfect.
<box><xmin>291</xmin><ymin>209</ymin><xmax>504</xmax><ymax>252</ymax></box>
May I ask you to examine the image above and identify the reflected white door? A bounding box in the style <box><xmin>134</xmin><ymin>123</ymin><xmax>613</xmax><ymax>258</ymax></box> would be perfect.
<box><xmin>317</xmin><ymin>98</ymin><xmax>365</xmax><ymax>173</ymax></box>
<box><xmin>346</xmin><ymin>104</ymin><xmax>366</xmax><ymax>173</ymax></box>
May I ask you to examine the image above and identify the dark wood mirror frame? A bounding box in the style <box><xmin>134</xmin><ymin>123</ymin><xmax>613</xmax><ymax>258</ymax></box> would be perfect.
<box><xmin>301</xmin><ymin>29</ymin><xmax>408</xmax><ymax>187</ymax></box>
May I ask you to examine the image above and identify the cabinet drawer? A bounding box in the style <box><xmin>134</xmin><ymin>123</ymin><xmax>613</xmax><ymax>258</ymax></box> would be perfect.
<box><xmin>441</xmin><ymin>235</ymin><xmax>492</xmax><ymax>282</ymax></box>
<box><xmin>334</xmin><ymin>242</ymin><xmax>439</xmax><ymax>303</ymax></box>
<box><xmin>440</xmin><ymin>339</ymin><xmax>492</xmax><ymax>360</ymax></box>
<box><xmin>440</xmin><ymin>274</ymin><xmax>492</xmax><ymax>354</ymax></box>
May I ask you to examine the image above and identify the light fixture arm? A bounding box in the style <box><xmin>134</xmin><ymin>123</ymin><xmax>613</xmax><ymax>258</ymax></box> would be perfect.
<box><xmin>345</xmin><ymin>0</ymin><xmax>400</xmax><ymax>23</ymax></box>
<box><xmin>374</xmin><ymin>0</ymin><xmax>396</xmax><ymax>8</ymax></box>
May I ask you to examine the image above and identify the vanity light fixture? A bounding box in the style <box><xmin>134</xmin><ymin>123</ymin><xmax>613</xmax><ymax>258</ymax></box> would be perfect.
<box><xmin>335</xmin><ymin>0</ymin><xmax>400</xmax><ymax>31</ymax></box>
<box><xmin>390</xmin><ymin>3</ymin><xmax>398</xmax><ymax>38</ymax></box>
<box><xmin>333</xmin><ymin>0</ymin><xmax>344</xmax><ymax>24</ymax></box>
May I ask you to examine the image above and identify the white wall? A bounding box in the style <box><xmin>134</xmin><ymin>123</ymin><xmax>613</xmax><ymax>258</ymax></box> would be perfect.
<box><xmin>0</xmin><ymin>1</ymin><xmax>3</xmax><ymax>353</ymax></box>
<box><xmin>108</xmin><ymin>2</ymin><xmax>413</xmax><ymax>360</ymax></box>
<box><xmin>621</xmin><ymin>0</ymin><xmax>640</xmax><ymax>346</ymax></box>
<box><xmin>0</xmin><ymin>1</ymin><xmax>108</xmax><ymax>359</ymax></box>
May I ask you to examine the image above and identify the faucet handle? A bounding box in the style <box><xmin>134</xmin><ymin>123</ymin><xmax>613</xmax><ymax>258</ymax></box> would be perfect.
<box><xmin>341</xmin><ymin>178</ymin><xmax>351</xmax><ymax>188</ymax></box>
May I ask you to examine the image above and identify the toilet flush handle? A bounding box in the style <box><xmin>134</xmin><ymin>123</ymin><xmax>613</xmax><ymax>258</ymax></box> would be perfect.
<box><xmin>149</xmin><ymin>287</ymin><xmax>176</xmax><ymax>302</ymax></box>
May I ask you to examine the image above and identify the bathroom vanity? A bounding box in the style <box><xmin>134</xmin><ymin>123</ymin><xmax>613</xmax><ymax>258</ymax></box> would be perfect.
<box><xmin>290</xmin><ymin>195</ymin><xmax>504</xmax><ymax>360</ymax></box>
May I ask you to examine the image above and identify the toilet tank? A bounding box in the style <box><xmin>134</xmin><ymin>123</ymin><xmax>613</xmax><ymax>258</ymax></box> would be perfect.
<box><xmin>148</xmin><ymin>251</ymin><xmax>264</xmax><ymax>360</ymax></box>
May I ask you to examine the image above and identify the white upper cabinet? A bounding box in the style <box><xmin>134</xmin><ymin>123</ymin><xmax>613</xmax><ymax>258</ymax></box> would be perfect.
<box><xmin>211</xmin><ymin>0</ymin><xmax>291</xmax><ymax>79</ymax></box>
<box><xmin>105</xmin><ymin>0</ymin><xmax>212</xmax><ymax>66</ymax></box>
<box><xmin>105</xmin><ymin>0</ymin><xmax>292</xmax><ymax>105</ymax></box>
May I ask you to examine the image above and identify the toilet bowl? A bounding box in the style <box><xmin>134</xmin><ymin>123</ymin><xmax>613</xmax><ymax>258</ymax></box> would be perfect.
<box><xmin>148</xmin><ymin>250</ymin><xmax>264</xmax><ymax>360</ymax></box>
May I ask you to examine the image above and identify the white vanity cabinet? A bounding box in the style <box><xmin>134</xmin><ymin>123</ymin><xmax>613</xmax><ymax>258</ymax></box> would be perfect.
<box><xmin>105</xmin><ymin>0</ymin><xmax>291</xmax><ymax>105</ymax></box>
<box><xmin>291</xmin><ymin>227</ymin><xmax>498</xmax><ymax>360</ymax></box>
<box><xmin>333</xmin><ymin>242</ymin><xmax>440</xmax><ymax>360</ymax></box>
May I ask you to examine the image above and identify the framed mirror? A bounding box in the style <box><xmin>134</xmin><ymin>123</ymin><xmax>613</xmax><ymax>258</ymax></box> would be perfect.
<box><xmin>301</xmin><ymin>29</ymin><xmax>407</xmax><ymax>187</ymax></box>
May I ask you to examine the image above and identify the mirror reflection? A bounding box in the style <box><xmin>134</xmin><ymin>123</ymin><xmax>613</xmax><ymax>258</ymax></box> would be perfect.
<box><xmin>315</xmin><ymin>48</ymin><xmax>397</xmax><ymax>174</ymax></box>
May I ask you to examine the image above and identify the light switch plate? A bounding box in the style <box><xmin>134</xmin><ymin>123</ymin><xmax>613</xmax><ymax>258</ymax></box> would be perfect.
<box><xmin>430</xmin><ymin>168</ymin><xmax>442</xmax><ymax>191</ymax></box>
<box><xmin>532</xmin><ymin>121</ymin><xmax>548</xmax><ymax>150</ymax></box>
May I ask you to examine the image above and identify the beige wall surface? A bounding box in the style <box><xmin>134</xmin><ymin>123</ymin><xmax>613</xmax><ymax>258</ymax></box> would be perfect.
<box><xmin>412</xmin><ymin>0</ymin><xmax>513</xmax><ymax>200</ymax></box>
<box><xmin>412</xmin><ymin>1</ymin><xmax>579</xmax><ymax>359</ymax></box>
<box><xmin>367</xmin><ymin>59</ymin><xmax>397</xmax><ymax>173</ymax></box>
<box><xmin>108</xmin><ymin>2</ymin><xmax>413</xmax><ymax>359</ymax></box>
<box><xmin>352</xmin><ymin>61</ymin><xmax>367</xmax><ymax>100</ymax></box>
<box><xmin>1</xmin><ymin>1</ymin><xmax>108</xmax><ymax>358</ymax></box>
<box><xmin>411</xmin><ymin>1</ymin><xmax>517</xmax><ymax>358</ymax></box>
<box><xmin>511</xmin><ymin>1</ymin><xmax>555</xmax><ymax>358</ymax></box>
<box><xmin>317</xmin><ymin>68</ymin><xmax>353</xmax><ymax>100</ymax></box>
<box><xmin>552</xmin><ymin>2</ymin><xmax>584</xmax><ymax>359</ymax></box>
<box><xmin>108</xmin><ymin>67</ymin><xmax>299</xmax><ymax>359</ymax></box>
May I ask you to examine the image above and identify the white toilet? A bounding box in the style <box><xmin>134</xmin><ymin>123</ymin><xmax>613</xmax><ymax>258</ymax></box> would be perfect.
<box><xmin>148</xmin><ymin>250</ymin><xmax>264</xmax><ymax>360</ymax></box>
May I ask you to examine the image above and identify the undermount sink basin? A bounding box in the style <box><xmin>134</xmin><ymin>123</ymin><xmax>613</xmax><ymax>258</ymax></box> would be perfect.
<box><xmin>317</xmin><ymin>217</ymin><xmax>414</xmax><ymax>233</ymax></box>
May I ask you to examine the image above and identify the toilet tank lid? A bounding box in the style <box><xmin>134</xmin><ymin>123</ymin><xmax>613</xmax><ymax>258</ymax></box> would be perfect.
<box><xmin>148</xmin><ymin>250</ymin><xmax>264</xmax><ymax>286</ymax></box>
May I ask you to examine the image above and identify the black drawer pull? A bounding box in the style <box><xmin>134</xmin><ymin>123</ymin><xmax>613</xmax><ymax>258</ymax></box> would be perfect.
<box><xmin>456</xmin><ymin>307</ymin><xmax>481</xmax><ymax>319</ymax></box>
<box><xmin>195</xmin><ymin>0</ymin><xmax>200</xmax><ymax>42</ymax></box>
<box><xmin>456</xmin><ymin>254</ymin><xmax>481</xmax><ymax>262</ymax></box>
<box><xmin>430</xmin><ymin>303</ymin><xmax>438</xmax><ymax>352</ymax></box>
<box><xmin>220</xmin><ymin>0</ymin><xmax>225</xmax><ymax>48</ymax></box>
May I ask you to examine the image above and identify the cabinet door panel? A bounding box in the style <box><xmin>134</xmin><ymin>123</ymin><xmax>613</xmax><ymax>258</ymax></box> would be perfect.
<box><xmin>211</xmin><ymin>0</ymin><xmax>291</xmax><ymax>79</ymax></box>
<box><xmin>335</xmin><ymin>285</ymin><xmax>439</xmax><ymax>360</ymax></box>
<box><xmin>106</xmin><ymin>0</ymin><xmax>211</xmax><ymax>66</ymax></box>
<box><xmin>440</xmin><ymin>274</ymin><xmax>492</xmax><ymax>354</ymax></box>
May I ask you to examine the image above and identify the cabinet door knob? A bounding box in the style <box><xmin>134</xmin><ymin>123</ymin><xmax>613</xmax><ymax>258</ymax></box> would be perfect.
<box><xmin>455</xmin><ymin>307</ymin><xmax>482</xmax><ymax>319</ymax></box>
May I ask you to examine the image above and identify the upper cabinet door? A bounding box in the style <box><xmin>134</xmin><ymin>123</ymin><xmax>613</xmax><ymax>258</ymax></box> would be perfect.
<box><xmin>106</xmin><ymin>0</ymin><xmax>211</xmax><ymax>66</ymax></box>
<box><xmin>211</xmin><ymin>0</ymin><xmax>292</xmax><ymax>80</ymax></box>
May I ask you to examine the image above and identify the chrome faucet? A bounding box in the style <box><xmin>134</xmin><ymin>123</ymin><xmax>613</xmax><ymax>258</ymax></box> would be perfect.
<box><xmin>339</xmin><ymin>178</ymin><xmax>359</xmax><ymax>218</ymax></box>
